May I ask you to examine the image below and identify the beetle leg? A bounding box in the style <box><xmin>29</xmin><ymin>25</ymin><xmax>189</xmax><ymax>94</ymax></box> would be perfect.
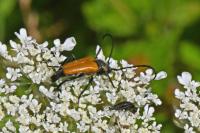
<box><xmin>56</xmin><ymin>74</ymin><xmax>83</xmax><ymax>89</ymax></box>
<box><xmin>46</xmin><ymin>64</ymin><xmax>60</xmax><ymax>68</ymax></box>
<box><xmin>49</xmin><ymin>54</ymin><xmax>76</xmax><ymax>69</ymax></box>
<box><xmin>106</xmin><ymin>73</ymin><xmax>115</xmax><ymax>88</ymax></box>
<box><xmin>41</xmin><ymin>54</ymin><xmax>76</xmax><ymax>68</ymax></box>
<box><xmin>78</xmin><ymin>76</ymin><xmax>93</xmax><ymax>104</ymax></box>
<box><xmin>61</xmin><ymin>54</ymin><xmax>76</xmax><ymax>65</ymax></box>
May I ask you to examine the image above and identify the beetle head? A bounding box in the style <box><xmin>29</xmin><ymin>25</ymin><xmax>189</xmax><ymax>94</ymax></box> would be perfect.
<box><xmin>96</xmin><ymin>59</ymin><xmax>111</xmax><ymax>74</ymax></box>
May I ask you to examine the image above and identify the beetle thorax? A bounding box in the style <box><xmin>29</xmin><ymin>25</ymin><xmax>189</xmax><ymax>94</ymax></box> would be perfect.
<box><xmin>96</xmin><ymin>59</ymin><xmax>111</xmax><ymax>74</ymax></box>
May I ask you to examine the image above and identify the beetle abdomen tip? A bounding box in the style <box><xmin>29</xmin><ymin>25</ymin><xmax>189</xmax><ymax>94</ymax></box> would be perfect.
<box><xmin>51</xmin><ymin>70</ymin><xmax>64</xmax><ymax>82</ymax></box>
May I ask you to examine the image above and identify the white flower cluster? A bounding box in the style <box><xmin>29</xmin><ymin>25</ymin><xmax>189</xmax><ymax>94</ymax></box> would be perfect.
<box><xmin>174</xmin><ymin>72</ymin><xmax>200</xmax><ymax>133</ymax></box>
<box><xmin>0</xmin><ymin>28</ymin><xmax>166</xmax><ymax>132</ymax></box>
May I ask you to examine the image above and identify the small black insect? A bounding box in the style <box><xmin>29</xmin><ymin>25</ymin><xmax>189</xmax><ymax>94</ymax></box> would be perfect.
<box><xmin>110</xmin><ymin>101</ymin><xmax>137</xmax><ymax>113</ymax></box>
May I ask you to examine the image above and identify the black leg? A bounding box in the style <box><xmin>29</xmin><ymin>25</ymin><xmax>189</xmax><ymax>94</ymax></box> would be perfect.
<box><xmin>56</xmin><ymin>74</ymin><xmax>83</xmax><ymax>90</ymax></box>
<box><xmin>43</xmin><ymin>54</ymin><xmax>76</xmax><ymax>68</ymax></box>
<box><xmin>106</xmin><ymin>73</ymin><xmax>115</xmax><ymax>88</ymax></box>
<box><xmin>45</xmin><ymin>63</ymin><xmax>60</xmax><ymax>68</ymax></box>
<box><xmin>77</xmin><ymin>76</ymin><xmax>93</xmax><ymax>104</ymax></box>
<box><xmin>61</xmin><ymin>54</ymin><xmax>76</xmax><ymax>66</ymax></box>
<box><xmin>56</xmin><ymin>54</ymin><xmax>76</xmax><ymax>70</ymax></box>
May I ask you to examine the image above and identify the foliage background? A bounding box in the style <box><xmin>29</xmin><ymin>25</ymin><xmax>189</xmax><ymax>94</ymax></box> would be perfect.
<box><xmin>1</xmin><ymin>0</ymin><xmax>200</xmax><ymax>132</ymax></box>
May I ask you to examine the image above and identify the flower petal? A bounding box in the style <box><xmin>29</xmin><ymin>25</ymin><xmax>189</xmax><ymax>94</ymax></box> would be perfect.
<box><xmin>155</xmin><ymin>71</ymin><xmax>167</xmax><ymax>80</ymax></box>
<box><xmin>177</xmin><ymin>72</ymin><xmax>192</xmax><ymax>86</ymax></box>
<box><xmin>63</xmin><ymin>37</ymin><xmax>76</xmax><ymax>51</ymax></box>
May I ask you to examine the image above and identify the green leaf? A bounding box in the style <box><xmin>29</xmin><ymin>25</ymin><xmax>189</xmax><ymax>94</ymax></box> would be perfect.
<box><xmin>180</xmin><ymin>41</ymin><xmax>200</xmax><ymax>70</ymax></box>
<box><xmin>0</xmin><ymin>0</ymin><xmax>16</xmax><ymax>40</ymax></box>
<box><xmin>0</xmin><ymin>0</ymin><xmax>16</xmax><ymax>16</ymax></box>
<box><xmin>82</xmin><ymin>0</ymin><xmax>138</xmax><ymax>36</ymax></box>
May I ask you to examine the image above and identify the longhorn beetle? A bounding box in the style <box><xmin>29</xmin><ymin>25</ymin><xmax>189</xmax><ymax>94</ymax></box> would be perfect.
<box><xmin>51</xmin><ymin>34</ymin><xmax>156</xmax><ymax>104</ymax></box>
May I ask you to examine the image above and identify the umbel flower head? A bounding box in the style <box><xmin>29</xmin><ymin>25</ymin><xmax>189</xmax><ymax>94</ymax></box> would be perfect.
<box><xmin>0</xmin><ymin>28</ymin><xmax>167</xmax><ymax>132</ymax></box>
<box><xmin>174</xmin><ymin>72</ymin><xmax>200</xmax><ymax>133</ymax></box>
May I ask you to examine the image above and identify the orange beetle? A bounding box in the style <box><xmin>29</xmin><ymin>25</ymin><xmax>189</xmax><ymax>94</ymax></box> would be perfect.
<box><xmin>51</xmin><ymin>56</ymin><xmax>107</xmax><ymax>81</ymax></box>
<box><xmin>51</xmin><ymin>34</ymin><xmax>156</xmax><ymax>103</ymax></box>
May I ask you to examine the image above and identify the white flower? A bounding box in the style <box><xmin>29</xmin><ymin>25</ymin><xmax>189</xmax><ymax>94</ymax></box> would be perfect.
<box><xmin>46</xmin><ymin>112</ymin><xmax>61</xmax><ymax>124</ymax></box>
<box><xmin>121</xmin><ymin>60</ymin><xmax>133</xmax><ymax>68</ymax></box>
<box><xmin>36</xmin><ymin>41</ymin><xmax>48</xmax><ymax>52</ymax></box>
<box><xmin>0</xmin><ymin>105</ymin><xmax>5</xmax><ymax>120</ymax></box>
<box><xmin>3</xmin><ymin>102</ymin><xmax>18</xmax><ymax>116</ymax></box>
<box><xmin>177</xmin><ymin>72</ymin><xmax>192</xmax><ymax>86</ymax></box>
<box><xmin>51</xmin><ymin>37</ymin><xmax>76</xmax><ymax>52</ymax></box>
<box><xmin>28</xmin><ymin>45</ymin><xmax>40</xmax><ymax>56</ymax></box>
<box><xmin>28</xmin><ymin>71</ymin><xmax>42</xmax><ymax>84</ymax></box>
<box><xmin>109</xmin><ymin>58</ymin><xmax>118</xmax><ymax>69</ymax></box>
<box><xmin>39</xmin><ymin>86</ymin><xmax>57</xmax><ymax>100</ymax></box>
<box><xmin>184</xmin><ymin>124</ymin><xmax>195</xmax><ymax>133</ymax></box>
<box><xmin>29</xmin><ymin>99</ymin><xmax>41</xmax><ymax>114</ymax></box>
<box><xmin>19</xmin><ymin>125</ymin><xmax>30</xmax><ymax>133</ymax></box>
<box><xmin>23</xmin><ymin>65</ymin><xmax>35</xmax><ymax>74</ymax></box>
<box><xmin>9</xmin><ymin>95</ymin><xmax>20</xmax><ymax>104</ymax></box>
<box><xmin>77</xmin><ymin>121</ymin><xmax>90</xmax><ymax>132</ymax></box>
<box><xmin>5</xmin><ymin>120</ymin><xmax>16</xmax><ymax>132</ymax></box>
<box><xmin>0</xmin><ymin>42</ymin><xmax>8</xmax><ymax>56</ymax></box>
<box><xmin>0</xmin><ymin>79</ymin><xmax>5</xmax><ymax>88</ymax></box>
<box><xmin>175</xmin><ymin>109</ymin><xmax>181</xmax><ymax>118</ymax></box>
<box><xmin>141</xmin><ymin>105</ymin><xmax>155</xmax><ymax>121</ymax></box>
<box><xmin>6</xmin><ymin>67</ymin><xmax>22</xmax><ymax>81</ymax></box>
<box><xmin>10</xmin><ymin>40</ymin><xmax>28</xmax><ymax>56</ymax></box>
<box><xmin>175</xmin><ymin>89</ymin><xmax>185</xmax><ymax>99</ymax></box>
<box><xmin>0</xmin><ymin>28</ymin><xmax>166</xmax><ymax>132</ymax></box>
<box><xmin>177</xmin><ymin>72</ymin><xmax>200</xmax><ymax>89</ymax></box>
<box><xmin>134</xmin><ymin>69</ymin><xmax>155</xmax><ymax>84</ymax></box>
<box><xmin>42</xmin><ymin>51</ymin><xmax>53</xmax><ymax>60</ymax></box>
<box><xmin>13</xmin><ymin>54</ymin><xmax>32</xmax><ymax>64</ymax></box>
<box><xmin>15</xmin><ymin>28</ymin><xmax>33</xmax><ymax>45</ymax></box>
<box><xmin>63</xmin><ymin>37</ymin><xmax>76</xmax><ymax>51</ymax></box>
<box><xmin>68</xmin><ymin>109</ymin><xmax>81</xmax><ymax>121</ymax></box>
<box><xmin>96</xmin><ymin>45</ymin><xmax>105</xmax><ymax>61</ymax></box>
<box><xmin>147</xmin><ymin>93</ymin><xmax>162</xmax><ymax>105</ymax></box>
<box><xmin>155</xmin><ymin>71</ymin><xmax>167</xmax><ymax>80</ymax></box>
<box><xmin>175</xmin><ymin>72</ymin><xmax>200</xmax><ymax>132</ymax></box>
<box><xmin>106</xmin><ymin>92</ymin><xmax>118</xmax><ymax>104</ymax></box>
<box><xmin>5</xmin><ymin>85</ymin><xmax>17</xmax><ymax>94</ymax></box>
<box><xmin>48</xmin><ymin>52</ymin><xmax>66</xmax><ymax>66</ymax></box>
<box><xmin>59</xmin><ymin>122</ymin><xmax>69</xmax><ymax>132</ymax></box>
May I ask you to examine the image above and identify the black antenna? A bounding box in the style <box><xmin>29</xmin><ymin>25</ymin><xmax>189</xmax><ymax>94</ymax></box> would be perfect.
<box><xmin>102</xmin><ymin>33</ymin><xmax>114</xmax><ymax>64</ymax></box>
<box><xmin>95</xmin><ymin>45</ymin><xmax>102</xmax><ymax>59</ymax></box>
<box><xmin>111</xmin><ymin>65</ymin><xmax>157</xmax><ymax>79</ymax></box>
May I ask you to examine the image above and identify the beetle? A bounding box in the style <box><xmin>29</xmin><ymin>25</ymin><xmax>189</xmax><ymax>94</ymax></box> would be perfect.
<box><xmin>51</xmin><ymin>34</ymin><xmax>156</xmax><ymax>104</ymax></box>
<box><xmin>109</xmin><ymin>101</ymin><xmax>137</xmax><ymax>113</ymax></box>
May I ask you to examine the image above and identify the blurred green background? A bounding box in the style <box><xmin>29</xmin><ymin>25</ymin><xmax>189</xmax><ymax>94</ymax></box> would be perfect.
<box><xmin>1</xmin><ymin>0</ymin><xmax>200</xmax><ymax>132</ymax></box>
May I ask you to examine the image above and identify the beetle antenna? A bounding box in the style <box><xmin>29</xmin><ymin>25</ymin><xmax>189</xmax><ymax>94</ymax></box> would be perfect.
<box><xmin>111</xmin><ymin>65</ymin><xmax>157</xmax><ymax>79</ymax></box>
<box><xmin>102</xmin><ymin>33</ymin><xmax>114</xmax><ymax>64</ymax></box>
<box><xmin>96</xmin><ymin>46</ymin><xmax>102</xmax><ymax>59</ymax></box>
